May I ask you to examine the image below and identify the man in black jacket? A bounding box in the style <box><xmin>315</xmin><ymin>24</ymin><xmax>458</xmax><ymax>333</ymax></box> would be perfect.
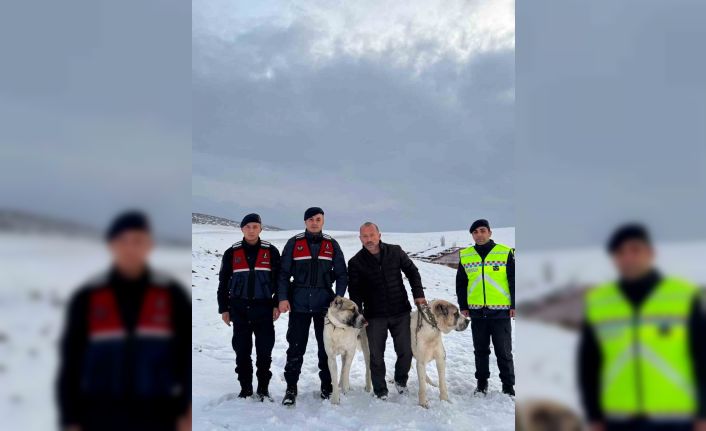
<box><xmin>56</xmin><ymin>211</ymin><xmax>191</xmax><ymax>431</ymax></box>
<box><xmin>456</xmin><ymin>218</ymin><xmax>515</xmax><ymax>397</ymax></box>
<box><xmin>277</xmin><ymin>207</ymin><xmax>348</xmax><ymax>406</ymax></box>
<box><xmin>348</xmin><ymin>222</ymin><xmax>427</xmax><ymax>399</ymax></box>
<box><xmin>578</xmin><ymin>224</ymin><xmax>706</xmax><ymax>431</ymax></box>
<box><xmin>216</xmin><ymin>213</ymin><xmax>280</xmax><ymax>401</ymax></box>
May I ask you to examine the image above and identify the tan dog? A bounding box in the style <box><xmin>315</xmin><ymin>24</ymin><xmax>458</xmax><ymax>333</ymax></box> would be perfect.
<box><xmin>323</xmin><ymin>296</ymin><xmax>372</xmax><ymax>404</ymax></box>
<box><xmin>410</xmin><ymin>299</ymin><xmax>469</xmax><ymax>408</ymax></box>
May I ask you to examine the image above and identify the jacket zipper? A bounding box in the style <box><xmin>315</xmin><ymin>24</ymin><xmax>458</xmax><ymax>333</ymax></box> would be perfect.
<box><xmin>480</xmin><ymin>254</ymin><xmax>487</xmax><ymax>307</ymax></box>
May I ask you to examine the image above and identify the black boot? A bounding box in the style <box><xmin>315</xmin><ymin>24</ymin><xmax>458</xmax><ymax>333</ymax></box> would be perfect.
<box><xmin>255</xmin><ymin>381</ymin><xmax>272</xmax><ymax>402</ymax></box>
<box><xmin>502</xmin><ymin>383</ymin><xmax>515</xmax><ymax>396</ymax></box>
<box><xmin>238</xmin><ymin>385</ymin><xmax>253</xmax><ymax>398</ymax></box>
<box><xmin>320</xmin><ymin>382</ymin><xmax>333</xmax><ymax>400</ymax></box>
<box><xmin>282</xmin><ymin>385</ymin><xmax>297</xmax><ymax>407</ymax></box>
<box><xmin>394</xmin><ymin>381</ymin><xmax>408</xmax><ymax>395</ymax></box>
<box><xmin>374</xmin><ymin>389</ymin><xmax>388</xmax><ymax>400</ymax></box>
<box><xmin>474</xmin><ymin>379</ymin><xmax>488</xmax><ymax>395</ymax></box>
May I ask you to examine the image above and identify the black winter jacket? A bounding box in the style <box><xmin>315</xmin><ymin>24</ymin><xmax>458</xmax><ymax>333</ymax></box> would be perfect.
<box><xmin>348</xmin><ymin>242</ymin><xmax>425</xmax><ymax>319</ymax></box>
<box><xmin>277</xmin><ymin>231</ymin><xmax>348</xmax><ymax>313</ymax></box>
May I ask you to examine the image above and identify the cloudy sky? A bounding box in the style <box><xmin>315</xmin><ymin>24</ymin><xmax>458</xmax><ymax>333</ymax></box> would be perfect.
<box><xmin>516</xmin><ymin>0</ymin><xmax>706</xmax><ymax>249</ymax></box>
<box><xmin>193</xmin><ymin>0</ymin><xmax>515</xmax><ymax>232</ymax></box>
<box><xmin>0</xmin><ymin>0</ymin><xmax>191</xmax><ymax>242</ymax></box>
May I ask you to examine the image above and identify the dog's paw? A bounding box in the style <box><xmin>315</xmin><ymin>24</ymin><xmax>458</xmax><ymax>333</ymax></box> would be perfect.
<box><xmin>419</xmin><ymin>400</ymin><xmax>430</xmax><ymax>409</ymax></box>
<box><xmin>331</xmin><ymin>396</ymin><xmax>340</xmax><ymax>405</ymax></box>
<box><xmin>440</xmin><ymin>392</ymin><xmax>450</xmax><ymax>402</ymax></box>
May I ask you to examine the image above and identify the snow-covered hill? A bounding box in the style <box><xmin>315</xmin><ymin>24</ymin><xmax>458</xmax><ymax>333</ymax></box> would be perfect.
<box><xmin>192</xmin><ymin>225</ymin><xmax>516</xmax><ymax>431</ymax></box>
<box><xmin>192</xmin><ymin>212</ymin><xmax>283</xmax><ymax>231</ymax></box>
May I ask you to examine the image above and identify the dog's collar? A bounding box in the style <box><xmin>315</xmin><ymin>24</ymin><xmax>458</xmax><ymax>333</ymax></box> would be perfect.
<box><xmin>324</xmin><ymin>315</ymin><xmax>347</xmax><ymax>331</ymax></box>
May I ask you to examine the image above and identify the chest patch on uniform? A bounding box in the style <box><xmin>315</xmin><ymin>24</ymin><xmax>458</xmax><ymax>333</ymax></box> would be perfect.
<box><xmin>493</xmin><ymin>265</ymin><xmax>500</xmax><ymax>271</ymax></box>
<box><xmin>659</xmin><ymin>322</ymin><xmax>672</xmax><ymax>336</ymax></box>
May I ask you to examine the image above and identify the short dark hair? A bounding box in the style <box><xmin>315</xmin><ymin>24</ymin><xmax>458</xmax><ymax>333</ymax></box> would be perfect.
<box><xmin>106</xmin><ymin>210</ymin><xmax>150</xmax><ymax>241</ymax></box>
<box><xmin>360</xmin><ymin>221</ymin><xmax>380</xmax><ymax>232</ymax></box>
<box><xmin>470</xmin><ymin>219</ymin><xmax>490</xmax><ymax>233</ymax></box>
<box><xmin>607</xmin><ymin>223</ymin><xmax>652</xmax><ymax>253</ymax></box>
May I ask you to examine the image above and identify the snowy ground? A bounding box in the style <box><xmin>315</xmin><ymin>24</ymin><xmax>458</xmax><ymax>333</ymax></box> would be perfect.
<box><xmin>0</xmin><ymin>233</ymin><xmax>191</xmax><ymax>430</ymax></box>
<box><xmin>192</xmin><ymin>225</ymin><xmax>516</xmax><ymax>431</ymax></box>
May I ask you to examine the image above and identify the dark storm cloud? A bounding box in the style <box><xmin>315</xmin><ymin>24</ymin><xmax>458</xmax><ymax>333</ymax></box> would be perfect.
<box><xmin>517</xmin><ymin>0</ymin><xmax>706</xmax><ymax>249</ymax></box>
<box><xmin>193</xmin><ymin>11</ymin><xmax>515</xmax><ymax>232</ymax></box>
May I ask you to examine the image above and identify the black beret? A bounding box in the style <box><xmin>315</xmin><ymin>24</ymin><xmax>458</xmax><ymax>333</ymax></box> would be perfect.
<box><xmin>607</xmin><ymin>223</ymin><xmax>652</xmax><ymax>253</ymax></box>
<box><xmin>106</xmin><ymin>210</ymin><xmax>150</xmax><ymax>241</ymax></box>
<box><xmin>470</xmin><ymin>219</ymin><xmax>490</xmax><ymax>233</ymax></box>
<box><xmin>304</xmin><ymin>207</ymin><xmax>324</xmax><ymax>220</ymax></box>
<box><xmin>240</xmin><ymin>213</ymin><xmax>262</xmax><ymax>227</ymax></box>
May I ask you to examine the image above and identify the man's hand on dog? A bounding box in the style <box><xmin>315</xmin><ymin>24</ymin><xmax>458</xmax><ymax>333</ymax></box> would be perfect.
<box><xmin>278</xmin><ymin>300</ymin><xmax>291</xmax><ymax>313</ymax></box>
<box><xmin>414</xmin><ymin>298</ymin><xmax>427</xmax><ymax>306</ymax></box>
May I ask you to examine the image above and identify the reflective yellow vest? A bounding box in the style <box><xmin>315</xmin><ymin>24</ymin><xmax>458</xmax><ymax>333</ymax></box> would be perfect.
<box><xmin>459</xmin><ymin>243</ymin><xmax>512</xmax><ymax>309</ymax></box>
<box><xmin>585</xmin><ymin>277</ymin><xmax>698</xmax><ymax>420</ymax></box>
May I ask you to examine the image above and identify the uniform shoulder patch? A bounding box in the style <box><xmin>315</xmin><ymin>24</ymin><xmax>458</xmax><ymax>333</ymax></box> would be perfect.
<box><xmin>260</xmin><ymin>241</ymin><xmax>271</xmax><ymax>247</ymax></box>
<box><xmin>322</xmin><ymin>233</ymin><xmax>332</xmax><ymax>240</ymax></box>
<box><xmin>295</xmin><ymin>232</ymin><xmax>305</xmax><ymax>239</ymax></box>
<box><xmin>232</xmin><ymin>241</ymin><xmax>243</xmax><ymax>248</ymax></box>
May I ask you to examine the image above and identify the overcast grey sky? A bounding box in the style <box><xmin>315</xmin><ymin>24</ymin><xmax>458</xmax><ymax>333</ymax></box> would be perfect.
<box><xmin>0</xmin><ymin>0</ymin><xmax>191</xmax><ymax>242</ymax></box>
<box><xmin>516</xmin><ymin>0</ymin><xmax>706</xmax><ymax>249</ymax></box>
<box><xmin>193</xmin><ymin>0</ymin><xmax>515</xmax><ymax>232</ymax></box>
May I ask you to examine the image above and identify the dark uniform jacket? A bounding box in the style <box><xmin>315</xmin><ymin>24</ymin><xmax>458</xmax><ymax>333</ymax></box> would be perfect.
<box><xmin>217</xmin><ymin>238</ymin><xmax>281</xmax><ymax>313</ymax></box>
<box><xmin>277</xmin><ymin>231</ymin><xmax>347</xmax><ymax>313</ymax></box>
<box><xmin>56</xmin><ymin>268</ymin><xmax>191</xmax><ymax>428</ymax></box>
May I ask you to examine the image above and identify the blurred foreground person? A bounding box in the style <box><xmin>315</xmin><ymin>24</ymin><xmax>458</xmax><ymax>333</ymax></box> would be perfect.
<box><xmin>56</xmin><ymin>211</ymin><xmax>191</xmax><ymax>431</ymax></box>
<box><xmin>579</xmin><ymin>224</ymin><xmax>706</xmax><ymax>431</ymax></box>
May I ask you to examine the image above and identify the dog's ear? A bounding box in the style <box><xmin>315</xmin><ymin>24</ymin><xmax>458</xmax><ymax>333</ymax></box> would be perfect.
<box><xmin>438</xmin><ymin>303</ymin><xmax>449</xmax><ymax>317</ymax></box>
<box><xmin>433</xmin><ymin>302</ymin><xmax>448</xmax><ymax>317</ymax></box>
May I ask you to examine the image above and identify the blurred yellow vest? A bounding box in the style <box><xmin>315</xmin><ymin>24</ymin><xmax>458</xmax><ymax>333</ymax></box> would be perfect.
<box><xmin>585</xmin><ymin>277</ymin><xmax>698</xmax><ymax>419</ymax></box>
